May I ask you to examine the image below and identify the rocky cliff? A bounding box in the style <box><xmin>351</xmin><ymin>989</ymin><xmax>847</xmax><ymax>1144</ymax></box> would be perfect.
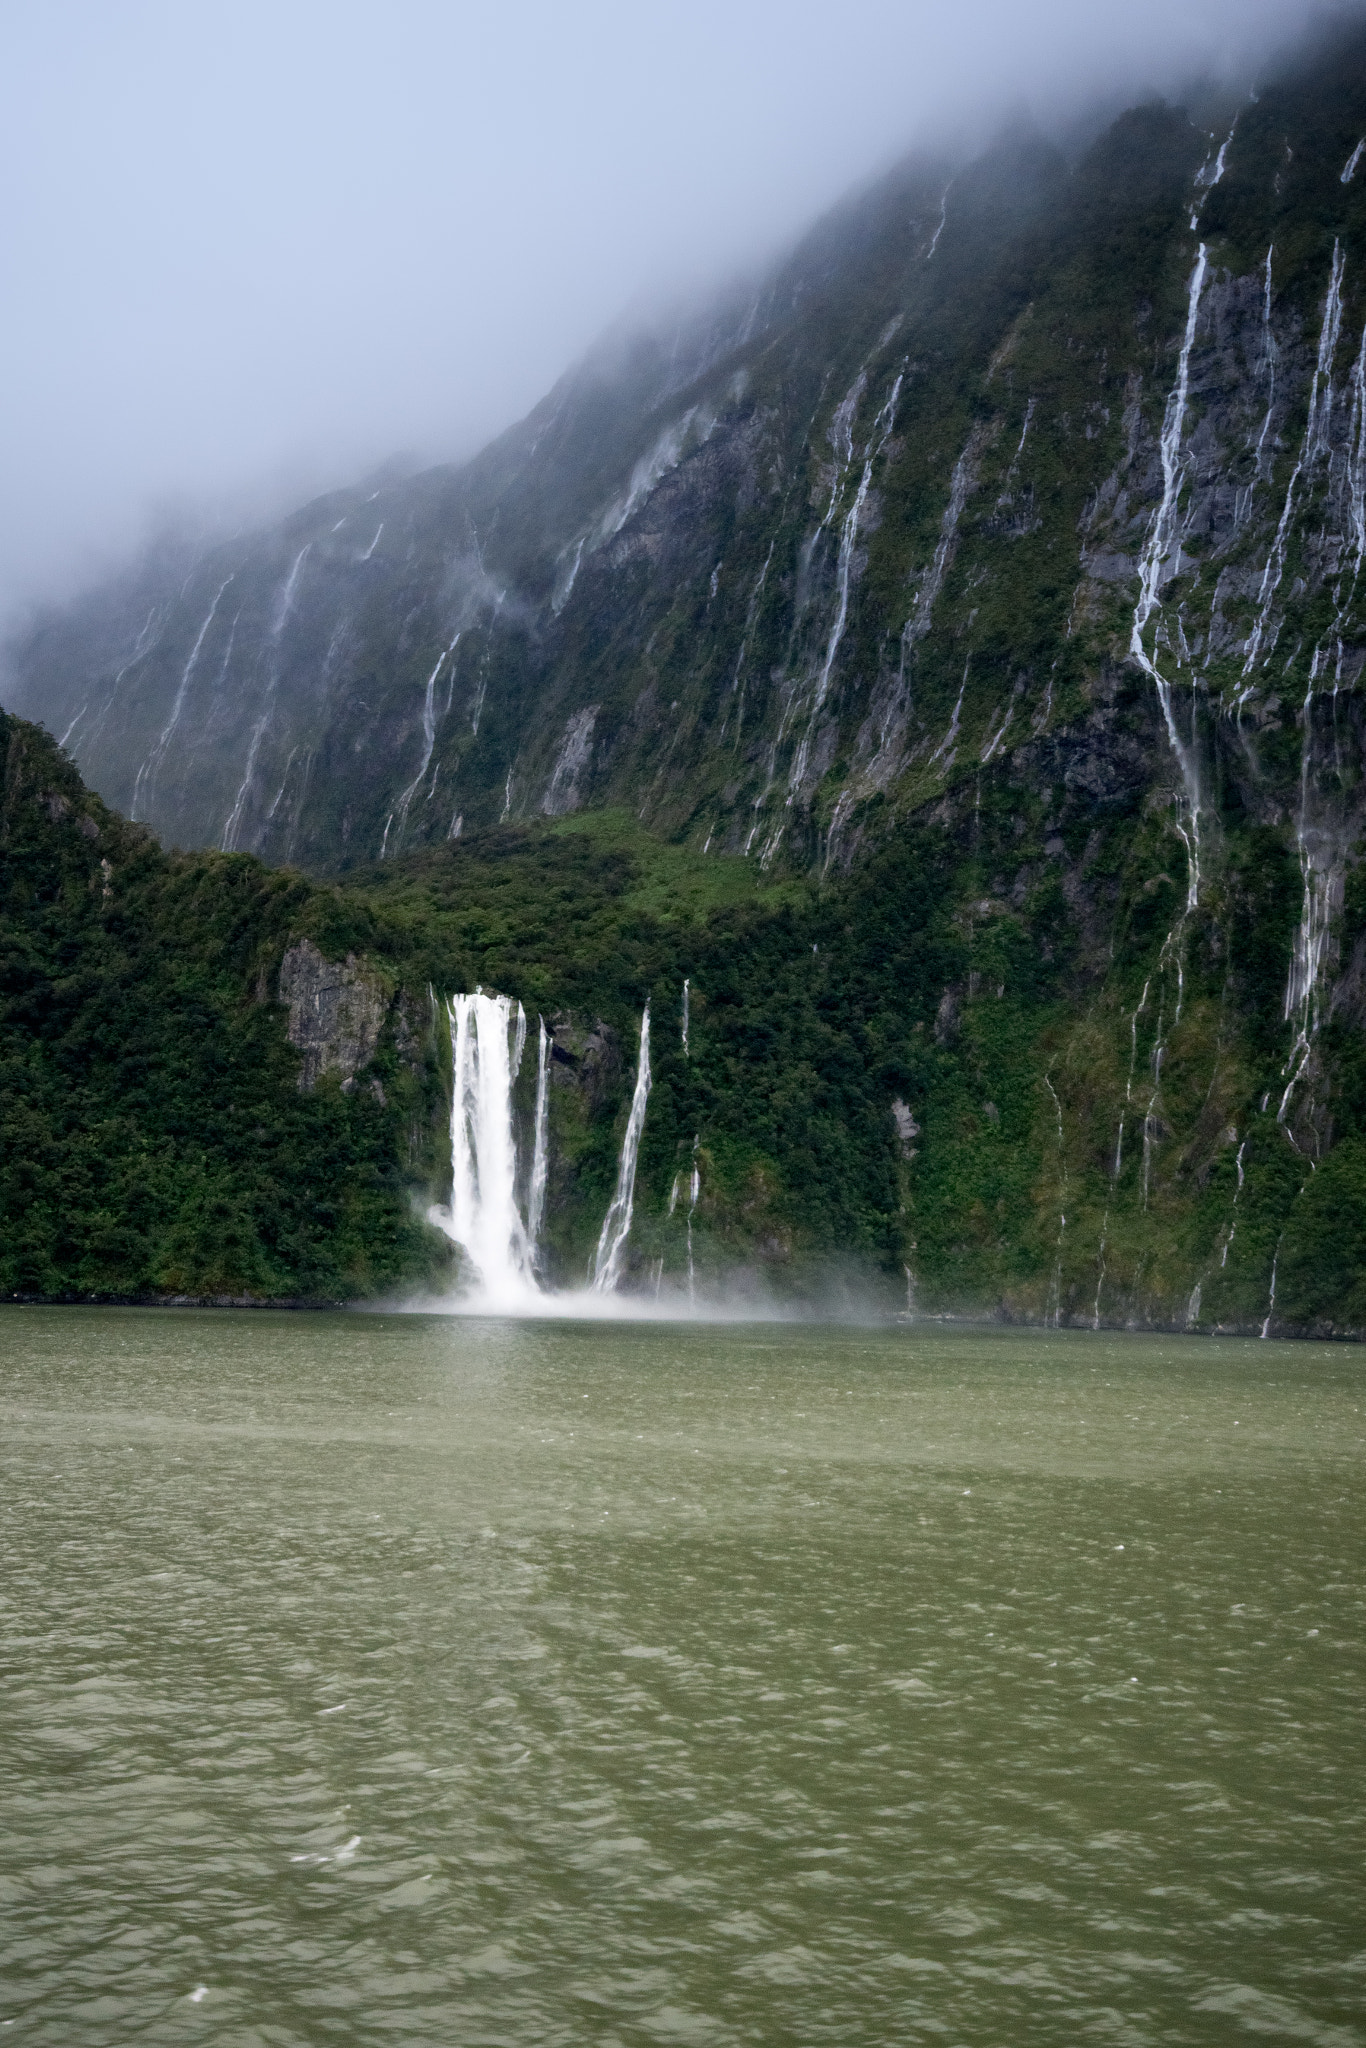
<box><xmin>7</xmin><ymin>24</ymin><xmax>1366</xmax><ymax>1331</ymax></box>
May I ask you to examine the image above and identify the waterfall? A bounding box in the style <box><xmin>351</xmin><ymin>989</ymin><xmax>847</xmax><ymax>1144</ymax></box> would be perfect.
<box><xmin>926</xmin><ymin>182</ymin><xmax>950</xmax><ymax>258</ymax></box>
<box><xmin>434</xmin><ymin>992</ymin><xmax>536</xmax><ymax>1302</ymax></box>
<box><xmin>222</xmin><ymin>542</ymin><xmax>311</xmax><ymax>852</ymax></box>
<box><xmin>1261</xmin><ymin>1245</ymin><xmax>1280</xmax><ymax>1340</ymax></box>
<box><xmin>788</xmin><ymin>371</ymin><xmax>904</xmax><ymax>798</ymax></box>
<box><xmin>1278</xmin><ymin>685</ymin><xmax>1346</xmax><ymax>1136</ymax></box>
<box><xmin>527</xmin><ymin>1018</ymin><xmax>551</xmax><ymax>1263</ymax></box>
<box><xmin>591</xmin><ymin>1006</ymin><xmax>652</xmax><ymax>1293</ymax></box>
<box><xmin>686</xmin><ymin>1153</ymin><xmax>700</xmax><ymax>1305</ymax></box>
<box><xmin>428</xmin><ymin>993</ymin><xmax>661</xmax><ymax>1308</ymax></box>
<box><xmin>131</xmin><ymin>574</ymin><xmax>232</xmax><ymax>821</ymax></box>
<box><xmin>1243</xmin><ymin>242</ymin><xmax>1347</xmax><ymax>679</ymax></box>
<box><xmin>389</xmin><ymin>632</ymin><xmax>460</xmax><ymax>854</ymax></box>
<box><xmin>511</xmin><ymin>1001</ymin><xmax>527</xmax><ymax>1082</ymax></box>
<box><xmin>1129</xmin><ymin>243</ymin><xmax>1208</xmax><ymax>912</ymax></box>
<box><xmin>681</xmin><ymin>978</ymin><xmax>690</xmax><ymax>1056</ymax></box>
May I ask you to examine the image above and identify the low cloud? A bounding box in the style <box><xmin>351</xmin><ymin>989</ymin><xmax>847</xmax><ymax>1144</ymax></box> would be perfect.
<box><xmin>0</xmin><ymin>0</ymin><xmax>1351</xmax><ymax>625</ymax></box>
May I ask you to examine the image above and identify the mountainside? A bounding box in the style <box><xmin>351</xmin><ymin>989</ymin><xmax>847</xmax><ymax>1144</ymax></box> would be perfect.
<box><xmin>8</xmin><ymin>25</ymin><xmax>1366</xmax><ymax>1334</ymax></box>
<box><xmin>0</xmin><ymin>711</ymin><xmax>440</xmax><ymax>1301</ymax></box>
<box><xmin>6</xmin><ymin>684</ymin><xmax>1366</xmax><ymax>1332</ymax></box>
<box><xmin>10</xmin><ymin>34</ymin><xmax>1366</xmax><ymax>888</ymax></box>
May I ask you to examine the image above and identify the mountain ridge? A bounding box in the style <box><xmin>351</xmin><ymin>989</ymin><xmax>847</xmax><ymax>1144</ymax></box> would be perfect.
<box><xmin>7</xmin><ymin>23</ymin><xmax>1366</xmax><ymax>1333</ymax></box>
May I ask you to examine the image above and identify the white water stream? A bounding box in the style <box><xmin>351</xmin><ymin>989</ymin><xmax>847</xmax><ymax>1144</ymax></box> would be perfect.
<box><xmin>222</xmin><ymin>542</ymin><xmax>311</xmax><ymax>852</ymax></box>
<box><xmin>1129</xmin><ymin>243</ymin><xmax>1208</xmax><ymax>912</ymax></box>
<box><xmin>428</xmin><ymin>993</ymin><xmax>653</xmax><ymax>1311</ymax></box>
<box><xmin>387</xmin><ymin>633</ymin><xmax>461</xmax><ymax>856</ymax></box>
<box><xmin>131</xmin><ymin>575</ymin><xmax>233</xmax><ymax>821</ymax></box>
<box><xmin>592</xmin><ymin>1006</ymin><xmax>652</xmax><ymax>1293</ymax></box>
<box><xmin>432</xmin><ymin>993</ymin><xmax>536</xmax><ymax>1304</ymax></box>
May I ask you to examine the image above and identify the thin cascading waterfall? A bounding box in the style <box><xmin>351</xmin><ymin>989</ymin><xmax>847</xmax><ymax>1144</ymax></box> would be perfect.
<box><xmin>435</xmin><ymin>991</ymin><xmax>537</xmax><ymax>1301</ymax></box>
<box><xmin>131</xmin><ymin>574</ymin><xmax>233</xmax><ymax>821</ymax></box>
<box><xmin>1123</xmin><ymin>228</ymin><xmax>1217</xmax><ymax>1215</ymax></box>
<box><xmin>388</xmin><ymin>632</ymin><xmax>460</xmax><ymax>855</ymax></box>
<box><xmin>527</xmin><ymin>1018</ymin><xmax>551</xmax><ymax>1265</ymax></box>
<box><xmin>686</xmin><ymin>1154</ymin><xmax>700</xmax><ymax>1305</ymax></box>
<box><xmin>82</xmin><ymin>601</ymin><xmax>166</xmax><ymax>754</ymax></box>
<box><xmin>724</xmin><ymin>538</ymin><xmax>775</xmax><ymax>746</ymax></box>
<box><xmin>1043</xmin><ymin>1069</ymin><xmax>1067</xmax><ymax>1326</ymax></box>
<box><xmin>1242</xmin><ymin>243</ymin><xmax>1347</xmax><ymax>680</ymax></box>
<box><xmin>729</xmin><ymin>387</ymin><xmax>829</xmax><ymax>773</ymax></box>
<box><xmin>748</xmin><ymin>354</ymin><xmax>884</xmax><ymax>861</ymax></box>
<box><xmin>681</xmin><ymin>978</ymin><xmax>690</xmax><ymax>1056</ymax></box>
<box><xmin>59</xmin><ymin>703</ymin><xmax>89</xmax><ymax>749</ymax></box>
<box><xmin>1278</xmin><ymin>678</ymin><xmax>1345</xmax><ymax>1137</ymax></box>
<box><xmin>787</xmin><ymin>371</ymin><xmax>904</xmax><ymax>800</ymax></box>
<box><xmin>1267</xmin><ymin>284</ymin><xmax>1366</xmax><ymax>1115</ymax></box>
<box><xmin>591</xmin><ymin>1005</ymin><xmax>651</xmax><ymax>1293</ymax></box>
<box><xmin>748</xmin><ymin>366</ymin><xmax>867</xmax><ymax>860</ymax></box>
<box><xmin>1113</xmin><ymin>978</ymin><xmax>1150</xmax><ymax>1182</ymax></box>
<box><xmin>1219</xmin><ymin>1137</ymin><xmax>1247</xmax><ymax>1269</ymax></box>
<box><xmin>1124</xmin><ymin>123</ymin><xmax>1231</xmax><ymax>899</ymax></box>
<box><xmin>223</xmin><ymin>542</ymin><xmax>311</xmax><ymax>852</ymax></box>
<box><xmin>926</xmin><ymin>664</ymin><xmax>968</xmax><ymax>773</ymax></box>
<box><xmin>1261</xmin><ymin>1243</ymin><xmax>1280</xmax><ymax>1340</ymax></box>
<box><xmin>1140</xmin><ymin>1022</ymin><xmax>1170</xmax><ymax>1210</ymax></box>
<box><xmin>1129</xmin><ymin>242</ymin><xmax>1208</xmax><ymax>915</ymax></box>
<box><xmin>906</xmin><ymin>433</ymin><xmax>983</xmax><ymax>654</ymax></box>
<box><xmin>1250</xmin><ymin>246</ymin><xmax>1279</xmax><ymax>487</ymax></box>
<box><xmin>1346</xmin><ymin>317</ymin><xmax>1366</xmax><ymax>575</ymax></box>
<box><xmin>925</xmin><ymin>182</ymin><xmax>950</xmax><ymax>258</ymax></box>
<box><xmin>469</xmin><ymin>594</ymin><xmax>506</xmax><ymax>737</ymax></box>
<box><xmin>1092</xmin><ymin>1212</ymin><xmax>1109</xmax><ymax>1330</ymax></box>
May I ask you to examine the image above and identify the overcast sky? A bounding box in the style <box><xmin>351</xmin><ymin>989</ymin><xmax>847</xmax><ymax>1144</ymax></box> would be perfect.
<box><xmin>0</xmin><ymin>0</ymin><xmax>1346</xmax><ymax>624</ymax></box>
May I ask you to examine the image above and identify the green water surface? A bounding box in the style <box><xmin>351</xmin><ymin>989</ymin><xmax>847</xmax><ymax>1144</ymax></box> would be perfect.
<box><xmin>1</xmin><ymin>1310</ymin><xmax>1362</xmax><ymax>2045</ymax></box>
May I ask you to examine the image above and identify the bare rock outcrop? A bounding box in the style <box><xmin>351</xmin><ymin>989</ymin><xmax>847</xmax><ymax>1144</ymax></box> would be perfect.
<box><xmin>278</xmin><ymin>939</ymin><xmax>386</xmax><ymax>1092</ymax></box>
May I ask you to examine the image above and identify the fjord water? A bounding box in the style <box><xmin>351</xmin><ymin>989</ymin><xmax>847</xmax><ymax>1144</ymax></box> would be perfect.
<box><xmin>2</xmin><ymin>1313</ymin><xmax>1361</xmax><ymax>2047</ymax></box>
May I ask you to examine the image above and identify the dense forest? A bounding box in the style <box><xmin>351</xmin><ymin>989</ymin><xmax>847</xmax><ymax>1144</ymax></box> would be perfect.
<box><xmin>5</xmin><ymin>707</ymin><xmax>1364</xmax><ymax>1332</ymax></box>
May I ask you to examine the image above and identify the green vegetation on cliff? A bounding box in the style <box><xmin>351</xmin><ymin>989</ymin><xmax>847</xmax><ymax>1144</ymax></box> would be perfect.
<box><xmin>0</xmin><ymin>712</ymin><xmax>437</xmax><ymax>1301</ymax></box>
<box><xmin>6</xmin><ymin>703</ymin><xmax>1363</xmax><ymax>1333</ymax></box>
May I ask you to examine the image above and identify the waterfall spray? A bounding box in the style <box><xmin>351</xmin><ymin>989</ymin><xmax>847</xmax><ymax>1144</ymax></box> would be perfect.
<box><xmin>592</xmin><ymin>1006</ymin><xmax>652</xmax><ymax>1293</ymax></box>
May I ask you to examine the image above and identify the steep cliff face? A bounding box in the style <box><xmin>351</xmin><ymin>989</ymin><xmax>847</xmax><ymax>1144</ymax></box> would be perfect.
<box><xmin>0</xmin><ymin>713</ymin><xmax>445</xmax><ymax>1301</ymax></box>
<box><xmin>10</xmin><ymin>35</ymin><xmax>1366</xmax><ymax>916</ymax></box>
<box><xmin>8</xmin><ymin>27</ymin><xmax>1366</xmax><ymax>1331</ymax></box>
<box><xmin>278</xmin><ymin>940</ymin><xmax>387</xmax><ymax>1093</ymax></box>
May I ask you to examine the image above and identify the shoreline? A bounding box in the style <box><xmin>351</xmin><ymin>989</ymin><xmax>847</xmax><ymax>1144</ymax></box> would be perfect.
<box><xmin>4</xmin><ymin>1293</ymin><xmax>1361</xmax><ymax>1342</ymax></box>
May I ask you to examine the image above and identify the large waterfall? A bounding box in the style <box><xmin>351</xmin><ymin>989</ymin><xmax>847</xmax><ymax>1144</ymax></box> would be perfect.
<box><xmin>432</xmin><ymin>992</ymin><xmax>539</xmax><ymax>1304</ymax></box>
<box><xmin>430</xmin><ymin>992</ymin><xmax>651</xmax><ymax>1308</ymax></box>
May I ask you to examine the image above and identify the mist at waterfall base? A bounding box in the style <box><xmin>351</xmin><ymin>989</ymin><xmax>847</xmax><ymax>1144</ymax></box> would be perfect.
<box><xmin>415</xmin><ymin>991</ymin><xmax>791</xmax><ymax>1323</ymax></box>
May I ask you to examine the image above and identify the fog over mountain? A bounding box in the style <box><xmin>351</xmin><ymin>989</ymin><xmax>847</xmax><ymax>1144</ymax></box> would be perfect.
<box><xmin>0</xmin><ymin>0</ymin><xmax>1341</xmax><ymax>631</ymax></box>
<box><xmin>9</xmin><ymin>9</ymin><xmax>1366</xmax><ymax>1333</ymax></box>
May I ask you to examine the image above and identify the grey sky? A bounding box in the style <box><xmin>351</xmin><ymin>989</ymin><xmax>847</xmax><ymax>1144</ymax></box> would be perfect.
<box><xmin>0</xmin><ymin>0</ymin><xmax>1342</xmax><ymax>624</ymax></box>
